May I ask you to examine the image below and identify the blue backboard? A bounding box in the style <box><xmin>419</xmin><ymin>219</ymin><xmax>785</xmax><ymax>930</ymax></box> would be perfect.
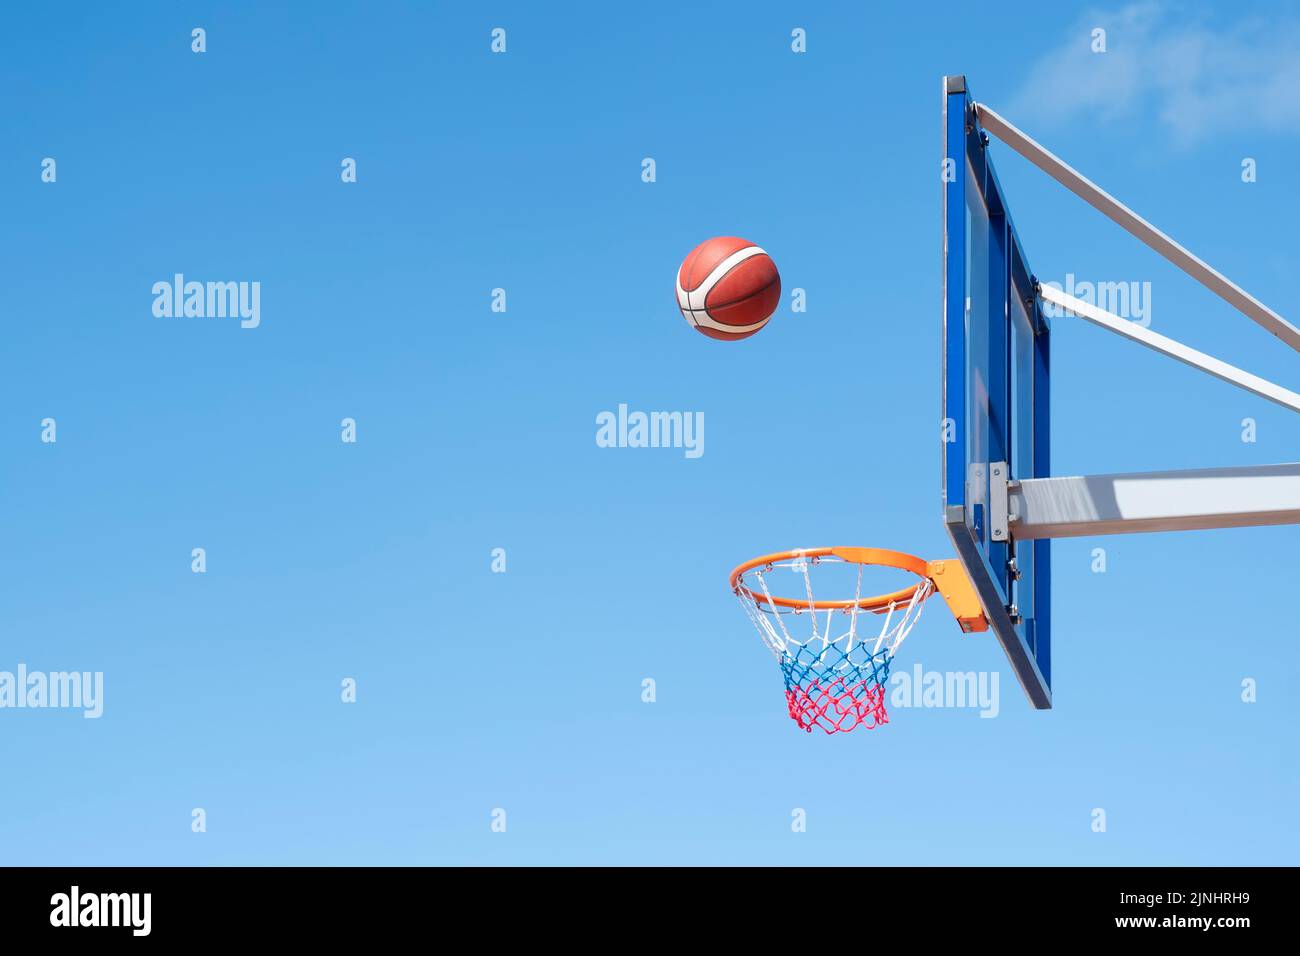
<box><xmin>942</xmin><ymin>76</ymin><xmax>1052</xmax><ymax>708</ymax></box>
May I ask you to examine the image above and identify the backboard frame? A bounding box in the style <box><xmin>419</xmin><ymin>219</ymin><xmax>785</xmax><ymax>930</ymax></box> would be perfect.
<box><xmin>942</xmin><ymin>75</ymin><xmax>1052</xmax><ymax>709</ymax></box>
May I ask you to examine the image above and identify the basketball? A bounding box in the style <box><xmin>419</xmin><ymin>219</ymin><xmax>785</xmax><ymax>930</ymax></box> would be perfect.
<box><xmin>675</xmin><ymin>236</ymin><xmax>781</xmax><ymax>340</ymax></box>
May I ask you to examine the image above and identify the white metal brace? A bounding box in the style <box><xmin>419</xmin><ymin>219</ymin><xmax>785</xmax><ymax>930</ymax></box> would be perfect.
<box><xmin>998</xmin><ymin>462</ymin><xmax>1300</xmax><ymax>540</ymax></box>
<box><xmin>974</xmin><ymin>102</ymin><xmax>1300</xmax><ymax>353</ymax></box>
<box><xmin>1038</xmin><ymin>284</ymin><xmax>1300</xmax><ymax>414</ymax></box>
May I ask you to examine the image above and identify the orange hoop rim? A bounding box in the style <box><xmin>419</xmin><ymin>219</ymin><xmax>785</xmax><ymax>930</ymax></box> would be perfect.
<box><xmin>729</xmin><ymin>547</ymin><xmax>934</xmax><ymax>612</ymax></box>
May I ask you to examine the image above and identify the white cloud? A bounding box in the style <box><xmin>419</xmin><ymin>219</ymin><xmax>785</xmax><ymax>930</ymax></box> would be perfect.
<box><xmin>1006</xmin><ymin>2</ymin><xmax>1300</xmax><ymax>144</ymax></box>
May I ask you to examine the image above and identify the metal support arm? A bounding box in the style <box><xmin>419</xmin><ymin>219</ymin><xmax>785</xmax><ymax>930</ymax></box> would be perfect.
<box><xmin>975</xmin><ymin>102</ymin><xmax>1300</xmax><ymax>353</ymax></box>
<box><xmin>1004</xmin><ymin>463</ymin><xmax>1300</xmax><ymax>540</ymax></box>
<box><xmin>1039</xmin><ymin>284</ymin><xmax>1300</xmax><ymax>414</ymax></box>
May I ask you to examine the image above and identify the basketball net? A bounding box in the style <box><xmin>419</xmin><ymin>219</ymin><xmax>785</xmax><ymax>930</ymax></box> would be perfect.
<box><xmin>733</xmin><ymin>553</ymin><xmax>932</xmax><ymax>734</ymax></box>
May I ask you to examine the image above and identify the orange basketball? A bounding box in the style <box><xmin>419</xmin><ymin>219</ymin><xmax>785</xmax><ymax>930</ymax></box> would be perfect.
<box><xmin>675</xmin><ymin>236</ymin><xmax>781</xmax><ymax>340</ymax></box>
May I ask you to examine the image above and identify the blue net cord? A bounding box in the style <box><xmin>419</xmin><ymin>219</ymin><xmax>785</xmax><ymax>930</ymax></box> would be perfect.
<box><xmin>779</xmin><ymin>642</ymin><xmax>892</xmax><ymax>734</ymax></box>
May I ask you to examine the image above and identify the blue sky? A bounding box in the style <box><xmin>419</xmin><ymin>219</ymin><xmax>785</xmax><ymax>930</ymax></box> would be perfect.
<box><xmin>1</xmin><ymin>1</ymin><xmax>1297</xmax><ymax>865</ymax></box>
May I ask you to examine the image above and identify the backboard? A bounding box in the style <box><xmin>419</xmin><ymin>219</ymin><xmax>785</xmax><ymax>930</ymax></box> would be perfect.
<box><xmin>941</xmin><ymin>75</ymin><xmax>1052</xmax><ymax>708</ymax></box>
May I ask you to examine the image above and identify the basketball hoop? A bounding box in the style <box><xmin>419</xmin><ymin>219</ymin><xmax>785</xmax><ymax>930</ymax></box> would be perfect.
<box><xmin>730</xmin><ymin>547</ymin><xmax>987</xmax><ymax>735</ymax></box>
